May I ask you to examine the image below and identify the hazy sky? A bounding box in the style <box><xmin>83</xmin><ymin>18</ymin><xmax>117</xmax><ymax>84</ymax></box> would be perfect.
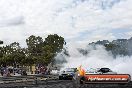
<box><xmin>0</xmin><ymin>0</ymin><xmax>132</xmax><ymax>47</ymax></box>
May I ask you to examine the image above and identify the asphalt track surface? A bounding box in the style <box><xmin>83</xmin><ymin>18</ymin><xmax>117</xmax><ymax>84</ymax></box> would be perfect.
<box><xmin>0</xmin><ymin>76</ymin><xmax>132</xmax><ymax>88</ymax></box>
<box><xmin>0</xmin><ymin>80</ymin><xmax>132</xmax><ymax>88</ymax></box>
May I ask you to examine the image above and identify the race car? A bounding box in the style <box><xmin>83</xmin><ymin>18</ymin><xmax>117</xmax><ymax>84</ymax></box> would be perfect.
<box><xmin>59</xmin><ymin>68</ymin><xmax>77</xmax><ymax>80</ymax></box>
<box><xmin>86</xmin><ymin>68</ymin><xmax>117</xmax><ymax>74</ymax></box>
<box><xmin>79</xmin><ymin>67</ymin><xmax>131</xmax><ymax>84</ymax></box>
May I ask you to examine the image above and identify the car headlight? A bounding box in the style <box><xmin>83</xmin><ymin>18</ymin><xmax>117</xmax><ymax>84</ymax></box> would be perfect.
<box><xmin>78</xmin><ymin>74</ymin><xmax>80</xmax><ymax>76</ymax></box>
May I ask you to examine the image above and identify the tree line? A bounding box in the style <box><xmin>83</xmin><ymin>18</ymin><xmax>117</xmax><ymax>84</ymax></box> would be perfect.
<box><xmin>0</xmin><ymin>34</ymin><xmax>66</xmax><ymax>68</ymax></box>
<box><xmin>92</xmin><ymin>37</ymin><xmax>132</xmax><ymax>57</ymax></box>
<box><xmin>79</xmin><ymin>37</ymin><xmax>132</xmax><ymax>57</ymax></box>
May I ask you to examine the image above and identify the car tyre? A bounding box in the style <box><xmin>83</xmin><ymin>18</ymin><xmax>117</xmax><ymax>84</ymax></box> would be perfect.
<box><xmin>59</xmin><ymin>76</ymin><xmax>62</xmax><ymax>80</ymax></box>
<box><xmin>80</xmin><ymin>77</ymin><xmax>86</xmax><ymax>84</ymax></box>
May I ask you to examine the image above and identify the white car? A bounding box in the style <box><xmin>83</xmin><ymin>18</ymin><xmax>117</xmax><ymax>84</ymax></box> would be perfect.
<box><xmin>86</xmin><ymin>68</ymin><xmax>98</xmax><ymax>74</ymax></box>
<box><xmin>86</xmin><ymin>68</ymin><xmax>117</xmax><ymax>74</ymax></box>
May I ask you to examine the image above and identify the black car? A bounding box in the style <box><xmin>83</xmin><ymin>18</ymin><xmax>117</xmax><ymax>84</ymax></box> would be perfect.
<box><xmin>97</xmin><ymin>68</ymin><xmax>117</xmax><ymax>74</ymax></box>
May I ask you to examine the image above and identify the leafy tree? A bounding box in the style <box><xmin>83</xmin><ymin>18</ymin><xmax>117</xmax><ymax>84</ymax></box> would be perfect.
<box><xmin>44</xmin><ymin>34</ymin><xmax>65</xmax><ymax>54</ymax></box>
<box><xmin>0</xmin><ymin>45</ymin><xmax>12</xmax><ymax>66</ymax></box>
<box><xmin>26</xmin><ymin>35</ymin><xmax>43</xmax><ymax>57</ymax></box>
<box><xmin>0</xmin><ymin>34</ymin><xmax>66</xmax><ymax>71</ymax></box>
<box><xmin>43</xmin><ymin>34</ymin><xmax>66</xmax><ymax>64</ymax></box>
<box><xmin>40</xmin><ymin>45</ymin><xmax>54</xmax><ymax>65</ymax></box>
<box><xmin>105</xmin><ymin>43</ymin><xmax>128</xmax><ymax>57</ymax></box>
<box><xmin>0</xmin><ymin>42</ymin><xmax>26</xmax><ymax>67</ymax></box>
<box><xmin>0</xmin><ymin>47</ymin><xmax>3</xmax><ymax>58</ymax></box>
<box><xmin>26</xmin><ymin>35</ymin><xmax>43</xmax><ymax>72</ymax></box>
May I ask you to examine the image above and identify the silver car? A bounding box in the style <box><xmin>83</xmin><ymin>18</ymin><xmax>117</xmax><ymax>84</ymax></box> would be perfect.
<box><xmin>86</xmin><ymin>68</ymin><xmax>117</xmax><ymax>74</ymax></box>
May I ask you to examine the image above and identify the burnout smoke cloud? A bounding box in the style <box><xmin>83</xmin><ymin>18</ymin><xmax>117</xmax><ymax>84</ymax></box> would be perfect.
<box><xmin>57</xmin><ymin>43</ymin><xmax>132</xmax><ymax>76</ymax></box>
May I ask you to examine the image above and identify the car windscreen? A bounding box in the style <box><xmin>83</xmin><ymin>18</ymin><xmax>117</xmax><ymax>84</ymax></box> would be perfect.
<box><xmin>99</xmin><ymin>68</ymin><xmax>111</xmax><ymax>73</ymax></box>
<box><xmin>86</xmin><ymin>68</ymin><xmax>96</xmax><ymax>73</ymax></box>
<box><xmin>64</xmin><ymin>68</ymin><xmax>75</xmax><ymax>72</ymax></box>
